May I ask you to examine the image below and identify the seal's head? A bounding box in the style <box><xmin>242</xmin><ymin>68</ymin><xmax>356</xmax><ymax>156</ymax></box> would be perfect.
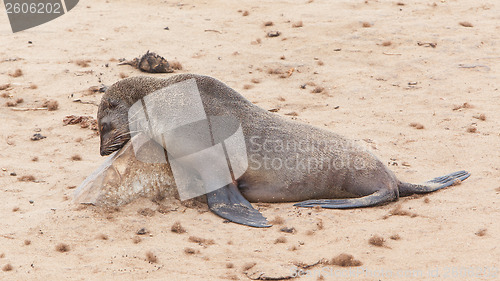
<box><xmin>97</xmin><ymin>75</ymin><xmax>197</xmax><ymax>156</ymax></box>
<box><xmin>97</xmin><ymin>93</ymin><xmax>131</xmax><ymax>156</ymax></box>
<box><xmin>97</xmin><ymin>76</ymin><xmax>171</xmax><ymax>156</ymax></box>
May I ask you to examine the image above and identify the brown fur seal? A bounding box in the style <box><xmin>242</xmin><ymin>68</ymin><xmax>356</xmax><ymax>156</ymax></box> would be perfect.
<box><xmin>75</xmin><ymin>134</ymin><xmax>176</xmax><ymax>206</ymax></box>
<box><xmin>96</xmin><ymin>74</ymin><xmax>470</xmax><ymax>227</ymax></box>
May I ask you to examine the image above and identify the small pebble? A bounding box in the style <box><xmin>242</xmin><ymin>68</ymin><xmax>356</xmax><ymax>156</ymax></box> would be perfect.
<box><xmin>267</xmin><ymin>31</ymin><xmax>281</xmax><ymax>37</ymax></box>
<box><xmin>280</xmin><ymin>227</ymin><xmax>296</xmax><ymax>234</ymax></box>
<box><xmin>136</xmin><ymin>228</ymin><xmax>148</xmax><ymax>235</ymax></box>
<box><xmin>30</xmin><ymin>133</ymin><xmax>46</xmax><ymax>141</ymax></box>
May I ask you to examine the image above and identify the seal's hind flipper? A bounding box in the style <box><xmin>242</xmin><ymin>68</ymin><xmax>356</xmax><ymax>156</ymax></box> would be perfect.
<box><xmin>207</xmin><ymin>183</ymin><xmax>271</xmax><ymax>228</ymax></box>
<box><xmin>399</xmin><ymin>170</ymin><xmax>470</xmax><ymax>196</ymax></box>
<box><xmin>294</xmin><ymin>189</ymin><xmax>394</xmax><ymax>209</ymax></box>
<box><xmin>424</xmin><ymin>170</ymin><xmax>470</xmax><ymax>187</ymax></box>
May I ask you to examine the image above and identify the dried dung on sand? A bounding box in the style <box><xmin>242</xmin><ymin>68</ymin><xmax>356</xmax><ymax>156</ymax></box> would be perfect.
<box><xmin>120</xmin><ymin>51</ymin><xmax>174</xmax><ymax>73</ymax></box>
<box><xmin>63</xmin><ymin>115</ymin><xmax>98</xmax><ymax>131</ymax></box>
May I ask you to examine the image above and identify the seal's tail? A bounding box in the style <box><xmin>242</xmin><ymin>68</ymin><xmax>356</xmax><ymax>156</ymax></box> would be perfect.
<box><xmin>398</xmin><ymin>170</ymin><xmax>470</xmax><ymax>197</ymax></box>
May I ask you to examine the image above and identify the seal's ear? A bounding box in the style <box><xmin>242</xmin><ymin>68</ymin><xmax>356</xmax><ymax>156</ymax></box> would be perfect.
<box><xmin>103</xmin><ymin>98</ymin><xmax>119</xmax><ymax>109</ymax></box>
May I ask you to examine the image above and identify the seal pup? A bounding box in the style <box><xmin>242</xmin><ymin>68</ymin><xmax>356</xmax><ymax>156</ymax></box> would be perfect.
<box><xmin>75</xmin><ymin>133</ymin><xmax>177</xmax><ymax>206</ymax></box>
<box><xmin>96</xmin><ymin>74</ymin><xmax>470</xmax><ymax>227</ymax></box>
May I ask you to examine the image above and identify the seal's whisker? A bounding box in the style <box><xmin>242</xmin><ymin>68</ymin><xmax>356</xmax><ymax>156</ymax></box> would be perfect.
<box><xmin>108</xmin><ymin>143</ymin><xmax>125</xmax><ymax>149</ymax></box>
<box><xmin>126</xmin><ymin>129</ymin><xmax>142</xmax><ymax>135</ymax></box>
<box><xmin>127</xmin><ymin>118</ymin><xmax>147</xmax><ymax>125</ymax></box>
<box><xmin>127</xmin><ymin>109</ymin><xmax>145</xmax><ymax>119</ymax></box>
<box><xmin>113</xmin><ymin>132</ymin><xmax>132</xmax><ymax>139</ymax></box>
<box><xmin>110</xmin><ymin>130</ymin><xmax>142</xmax><ymax>142</ymax></box>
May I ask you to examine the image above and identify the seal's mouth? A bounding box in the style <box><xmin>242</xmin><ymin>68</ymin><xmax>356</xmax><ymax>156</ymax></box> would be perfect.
<box><xmin>100</xmin><ymin>132</ymin><xmax>130</xmax><ymax>156</ymax></box>
<box><xmin>100</xmin><ymin>143</ymin><xmax>126</xmax><ymax>156</ymax></box>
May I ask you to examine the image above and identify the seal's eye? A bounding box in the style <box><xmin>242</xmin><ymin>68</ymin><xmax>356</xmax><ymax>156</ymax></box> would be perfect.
<box><xmin>101</xmin><ymin>122</ymin><xmax>111</xmax><ymax>134</ymax></box>
<box><xmin>104</xmin><ymin>98</ymin><xmax>119</xmax><ymax>109</ymax></box>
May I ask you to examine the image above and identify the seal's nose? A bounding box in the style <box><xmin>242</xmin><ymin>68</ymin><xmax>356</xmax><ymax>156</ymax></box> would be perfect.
<box><xmin>99</xmin><ymin>134</ymin><xmax>109</xmax><ymax>156</ymax></box>
<box><xmin>100</xmin><ymin>145</ymin><xmax>107</xmax><ymax>156</ymax></box>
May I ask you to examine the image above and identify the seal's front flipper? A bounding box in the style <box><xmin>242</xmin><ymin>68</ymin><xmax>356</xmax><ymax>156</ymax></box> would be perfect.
<box><xmin>207</xmin><ymin>183</ymin><xmax>271</xmax><ymax>228</ymax></box>
<box><xmin>294</xmin><ymin>189</ymin><xmax>394</xmax><ymax>209</ymax></box>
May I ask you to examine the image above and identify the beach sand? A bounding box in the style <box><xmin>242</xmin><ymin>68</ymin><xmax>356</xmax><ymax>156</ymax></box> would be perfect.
<box><xmin>0</xmin><ymin>0</ymin><xmax>498</xmax><ymax>280</ymax></box>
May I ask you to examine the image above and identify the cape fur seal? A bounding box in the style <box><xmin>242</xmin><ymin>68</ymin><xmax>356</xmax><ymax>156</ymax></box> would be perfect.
<box><xmin>75</xmin><ymin>134</ymin><xmax>176</xmax><ymax>206</ymax></box>
<box><xmin>95</xmin><ymin>74</ymin><xmax>470</xmax><ymax>227</ymax></box>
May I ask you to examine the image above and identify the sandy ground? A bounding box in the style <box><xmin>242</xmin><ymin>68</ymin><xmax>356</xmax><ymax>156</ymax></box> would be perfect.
<box><xmin>0</xmin><ymin>0</ymin><xmax>499</xmax><ymax>280</ymax></box>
